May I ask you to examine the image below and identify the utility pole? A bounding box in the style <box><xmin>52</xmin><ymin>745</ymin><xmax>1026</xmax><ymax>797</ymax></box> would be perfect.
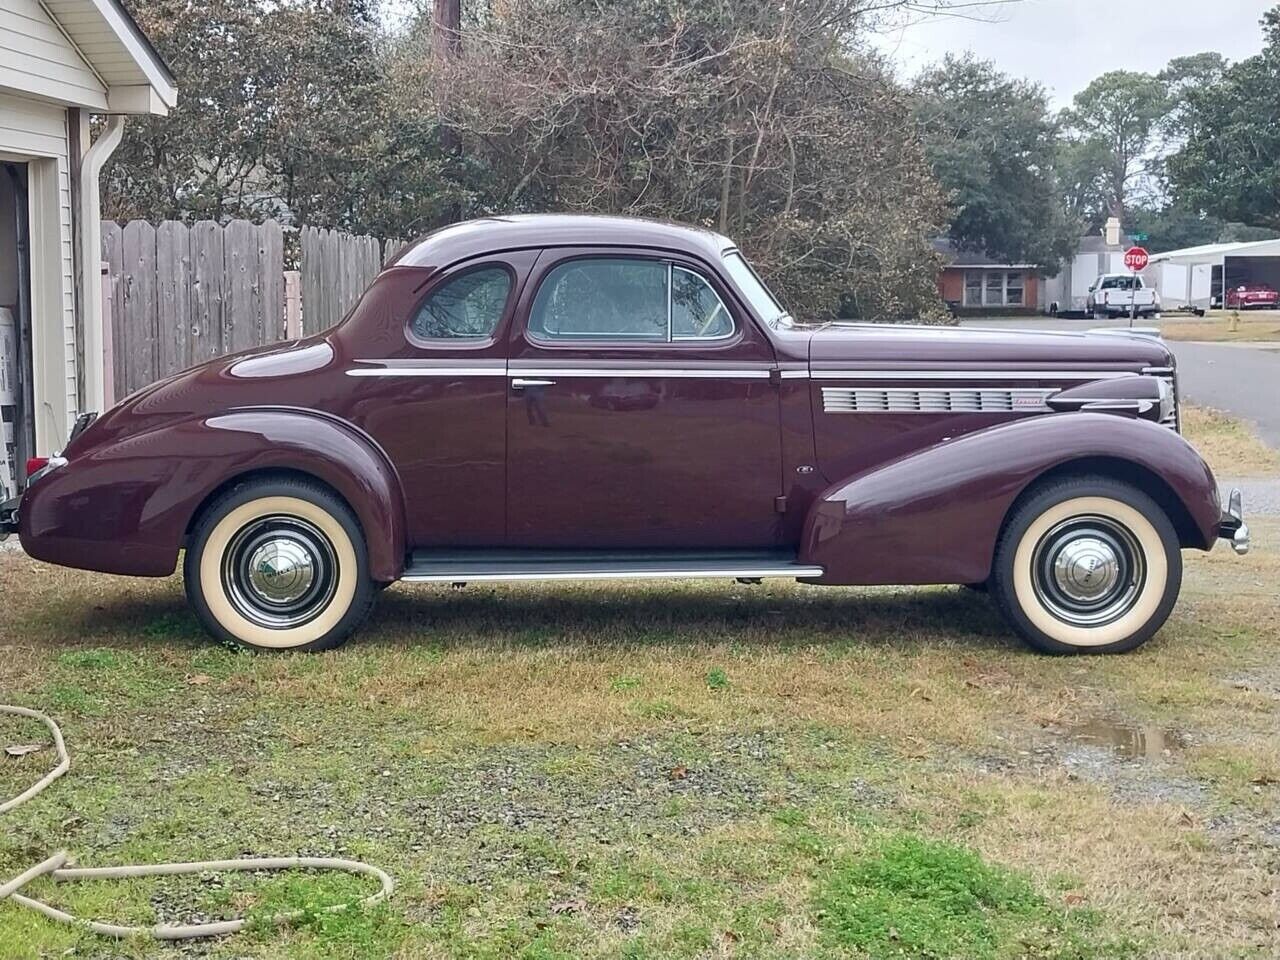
<box><xmin>433</xmin><ymin>0</ymin><xmax>462</xmax><ymax>219</ymax></box>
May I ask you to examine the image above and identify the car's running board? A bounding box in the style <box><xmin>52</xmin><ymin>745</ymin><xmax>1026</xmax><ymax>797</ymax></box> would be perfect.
<box><xmin>400</xmin><ymin>549</ymin><xmax>824</xmax><ymax>584</ymax></box>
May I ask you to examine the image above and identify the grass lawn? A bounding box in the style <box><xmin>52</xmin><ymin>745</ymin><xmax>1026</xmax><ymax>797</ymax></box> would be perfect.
<box><xmin>2</xmin><ymin>413</ymin><xmax>1278</xmax><ymax>959</ymax></box>
<box><xmin>1161</xmin><ymin>313</ymin><xmax>1280</xmax><ymax>343</ymax></box>
<box><xmin>1180</xmin><ymin>405</ymin><xmax>1280</xmax><ymax>477</ymax></box>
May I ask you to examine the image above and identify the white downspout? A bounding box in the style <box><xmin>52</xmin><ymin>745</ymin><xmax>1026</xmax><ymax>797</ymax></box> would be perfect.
<box><xmin>78</xmin><ymin>115</ymin><xmax>125</xmax><ymax>414</ymax></box>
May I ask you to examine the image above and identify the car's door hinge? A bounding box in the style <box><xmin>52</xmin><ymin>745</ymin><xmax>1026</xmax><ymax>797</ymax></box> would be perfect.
<box><xmin>774</xmin><ymin>495</ymin><xmax>788</xmax><ymax>514</ymax></box>
<box><xmin>769</xmin><ymin>368</ymin><xmax>782</xmax><ymax>387</ymax></box>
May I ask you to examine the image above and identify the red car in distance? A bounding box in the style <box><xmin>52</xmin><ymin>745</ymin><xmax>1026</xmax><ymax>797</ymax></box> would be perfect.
<box><xmin>1225</xmin><ymin>284</ymin><xmax>1280</xmax><ymax>310</ymax></box>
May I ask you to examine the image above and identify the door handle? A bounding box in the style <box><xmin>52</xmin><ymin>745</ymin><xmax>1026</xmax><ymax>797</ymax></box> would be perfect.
<box><xmin>511</xmin><ymin>378</ymin><xmax>556</xmax><ymax>389</ymax></box>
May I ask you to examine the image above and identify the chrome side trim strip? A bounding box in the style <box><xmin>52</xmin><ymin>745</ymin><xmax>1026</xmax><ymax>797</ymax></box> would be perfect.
<box><xmin>507</xmin><ymin>367</ymin><xmax>773</xmax><ymax>379</ymax></box>
<box><xmin>401</xmin><ymin>564</ymin><xmax>825</xmax><ymax>584</ymax></box>
<box><xmin>810</xmin><ymin>369</ymin><xmax>1133</xmax><ymax>381</ymax></box>
<box><xmin>348</xmin><ymin>365</ymin><xmax>1136</xmax><ymax>382</ymax></box>
<box><xmin>347</xmin><ymin>367</ymin><xmax>505</xmax><ymax>377</ymax></box>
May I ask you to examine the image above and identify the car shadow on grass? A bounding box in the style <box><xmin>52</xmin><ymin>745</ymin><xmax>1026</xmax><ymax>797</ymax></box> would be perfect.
<box><xmin>38</xmin><ymin>578</ymin><xmax>1017</xmax><ymax>653</ymax></box>
<box><xmin>359</xmin><ymin>582</ymin><xmax>1017</xmax><ymax>652</ymax></box>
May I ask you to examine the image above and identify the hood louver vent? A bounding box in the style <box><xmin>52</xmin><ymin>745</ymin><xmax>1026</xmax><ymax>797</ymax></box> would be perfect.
<box><xmin>822</xmin><ymin>387</ymin><xmax>1055</xmax><ymax>414</ymax></box>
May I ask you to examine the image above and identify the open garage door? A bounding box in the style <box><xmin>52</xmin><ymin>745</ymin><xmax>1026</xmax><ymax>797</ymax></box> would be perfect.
<box><xmin>0</xmin><ymin>162</ymin><xmax>35</xmax><ymax>500</ymax></box>
<box><xmin>1224</xmin><ymin>256</ymin><xmax>1280</xmax><ymax>298</ymax></box>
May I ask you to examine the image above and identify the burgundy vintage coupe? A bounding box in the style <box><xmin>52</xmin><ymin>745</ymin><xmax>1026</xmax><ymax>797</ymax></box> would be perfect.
<box><xmin>1</xmin><ymin>215</ymin><xmax>1249</xmax><ymax>654</ymax></box>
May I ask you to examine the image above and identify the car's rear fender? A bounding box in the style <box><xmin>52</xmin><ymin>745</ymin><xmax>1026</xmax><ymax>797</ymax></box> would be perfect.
<box><xmin>19</xmin><ymin>408</ymin><xmax>407</xmax><ymax>580</ymax></box>
<box><xmin>797</xmin><ymin>413</ymin><xmax>1221</xmax><ymax>586</ymax></box>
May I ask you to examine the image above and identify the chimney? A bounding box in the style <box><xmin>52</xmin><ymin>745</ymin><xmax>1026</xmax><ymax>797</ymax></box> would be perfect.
<box><xmin>1104</xmin><ymin>217</ymin><xmax>1122</xmax><ymax>247</ymax></box>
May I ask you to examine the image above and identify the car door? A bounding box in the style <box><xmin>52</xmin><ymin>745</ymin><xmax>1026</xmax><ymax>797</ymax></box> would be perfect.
<box><xmin>351</xmin><ymin>252</ymin><xmax>535</xmax><ymax>547</ymax></box>
<box><xmin>505</xmin><ymin>248</ymin><xmax>784</xmax><ymax>549</ymax></box>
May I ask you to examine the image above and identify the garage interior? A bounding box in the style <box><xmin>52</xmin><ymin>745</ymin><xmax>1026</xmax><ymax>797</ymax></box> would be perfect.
<box><xmin>0</xmin><ymin>161</ymin><xmax>34</xmax><ymax>501</ymax></box>
<box><xmin>1149</xmin><ymin>239</ymin><xmax>1280</xmax><ymax>311</ymax></box>
<box><xmin>1220</xmin><ymin>256</ymin><xmax>1280</xmax><ymax>305</ymax></box>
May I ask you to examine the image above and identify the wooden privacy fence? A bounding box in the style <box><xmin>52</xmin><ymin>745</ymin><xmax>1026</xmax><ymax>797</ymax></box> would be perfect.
<box><xmin>103</xmin><ymin>220</ymin><xmax>405</xmax><ymax>396</ymax></box>
<box><xmin>300</xmin><ymin>227</ymin><xmax>406</xmax><ymax>334</ymax></box>
<box><xmin>102</xmin><ymin>219</ymin><xmax>285</xmax><ymax>396</ymax></box>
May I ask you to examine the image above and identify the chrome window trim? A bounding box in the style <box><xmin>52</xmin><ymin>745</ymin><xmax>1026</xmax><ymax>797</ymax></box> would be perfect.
<box><xmin>666</xmin><ymin>262</ymin><xmax>673</xmax><ymax>341</ymax></box>
<box><xmin>526</xmin><ymin>257</ymin><xmax>738</xmax><ymax>345</ymax></box>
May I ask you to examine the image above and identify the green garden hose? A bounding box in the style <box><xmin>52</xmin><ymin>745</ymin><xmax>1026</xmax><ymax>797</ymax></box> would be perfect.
<box><xmin>0</xmin><ymin>704</ymin><xmax>395</xmax><ymax>940</ymax></box>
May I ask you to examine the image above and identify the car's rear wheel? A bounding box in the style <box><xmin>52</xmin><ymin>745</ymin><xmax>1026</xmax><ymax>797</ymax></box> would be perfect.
<box><xmin>184</xmin><ymin>477</ymin><xmax>375</xmax><ymax>652</ymax></box>
<box><xmin>990</xmin><ymin>477</ymin><xmax>1181</xmax><ymax>654</ymax></box>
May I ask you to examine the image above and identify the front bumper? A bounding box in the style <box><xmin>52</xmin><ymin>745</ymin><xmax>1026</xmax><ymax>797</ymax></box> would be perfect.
<box><xmin>1218</xmin><ymin>489</ymin><xmax>1250</xmax><ymax>556</ymax></box>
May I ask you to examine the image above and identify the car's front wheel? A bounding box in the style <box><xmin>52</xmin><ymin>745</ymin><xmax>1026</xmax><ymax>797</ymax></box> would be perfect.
<box><xmin>990</xmin><ymin>477</ymin><xmax>1181</xmax><ymax>654</ymax></box>
<box><xmin>184</xmin><ymin>477</ymin><xmax>376</xmax><ymax>652</ymax></box>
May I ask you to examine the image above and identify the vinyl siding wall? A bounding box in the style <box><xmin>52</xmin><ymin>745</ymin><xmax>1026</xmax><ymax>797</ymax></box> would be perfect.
<box><xmin>0</xmin><ymin>90</ymin><xmax>79</xmax><ymax>451</ymax></box>
<box><xmin>0</xmin><ymin>0</ymin><xmax>108</xmax><ymax>109</ymax></box>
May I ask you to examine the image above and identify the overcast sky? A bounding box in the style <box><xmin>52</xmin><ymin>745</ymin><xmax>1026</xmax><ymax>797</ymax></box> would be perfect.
<box><xmin>874</xmin><ymin>0</ymin><xmax>1269</xmax><ymax>104</ymax></box>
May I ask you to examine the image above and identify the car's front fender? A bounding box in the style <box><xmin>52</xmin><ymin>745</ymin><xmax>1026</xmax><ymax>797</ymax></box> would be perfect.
<box><xmin>19</xmin><ymin>408</ymin><xmax>407</xmax><ymax>581</ymax></box>
<box><xmin>797</xmin><ymin>413</ymin><xmax>1221</xmax><ymax>586</ymax></box>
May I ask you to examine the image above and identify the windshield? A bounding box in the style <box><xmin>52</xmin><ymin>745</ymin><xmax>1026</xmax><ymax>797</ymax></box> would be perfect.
<box><xmin>1100</xmin><ymin>276</ymin><xmax>1139</xmax><ymax>290</ymax></box>
<box><xmin>722</xmin><ymin>251</ymin><xmax>790</xmax><ymax>325</ymax></box>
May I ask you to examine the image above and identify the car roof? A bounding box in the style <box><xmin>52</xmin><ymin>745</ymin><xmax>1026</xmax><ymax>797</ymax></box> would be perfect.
<box><xmin>393</xmin><ymin>214</ymin><xmax>735</xmax><ymax>270</ymax></box>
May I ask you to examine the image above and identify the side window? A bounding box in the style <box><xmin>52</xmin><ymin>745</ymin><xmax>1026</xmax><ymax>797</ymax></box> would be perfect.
<box><xmin>528</xmin><ymin>257</ymin><xmax>734</xmax><ymax>342</ymax></box>
<box><xmin>411</xmin><ymin>267</ymin><xmax>511</xmax><ymax>340</ymax></box>
<box><xmin>530</xmin><ymin>259</ymin><xmax>666</xmax><ymax>340</ymax></box>
<box><xmin>672</xmin><ymin>267</ymin><xmax>732</xmax><ymax>339</ymax></box>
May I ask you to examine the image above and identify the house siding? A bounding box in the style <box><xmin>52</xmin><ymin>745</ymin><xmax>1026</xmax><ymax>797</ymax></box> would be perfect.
<box><xmin>0</xmin><ymin>90</ymin><xmax>79</xmax><ymax>449</ymax></box>
<box><xmin>0</xmin><ymin>0</ymin><xmax>108</xmax><ymax>109</ymax></box>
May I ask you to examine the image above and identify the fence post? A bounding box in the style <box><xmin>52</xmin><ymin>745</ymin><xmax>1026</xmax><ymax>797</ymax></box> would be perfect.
<box><xmin>100</xmin><ymin>261</ymin><xmax>114</xmax><ymax>407</ymax></box>
<box><xmin>284</xmin><ymin>271</ymin><xmax>302</xmax><ymax>339</ymax></box>
<box><xmin>120</xmin><ymin>219</ymin><xmax>158</xmax><ymax>395</ymax></box>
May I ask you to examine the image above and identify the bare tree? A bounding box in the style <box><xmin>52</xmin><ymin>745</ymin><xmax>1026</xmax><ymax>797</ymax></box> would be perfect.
<box><xmin>389</xmin><ymin>0</ymin><xmax>989</xmax><ymax>320</ymax></box>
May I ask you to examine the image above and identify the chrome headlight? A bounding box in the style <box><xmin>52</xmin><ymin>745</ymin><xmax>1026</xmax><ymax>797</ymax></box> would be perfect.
<box><xmin>1156</xmin><ymin>377</ymin><xmax>1176</xmax><ymax>429</ymax></box>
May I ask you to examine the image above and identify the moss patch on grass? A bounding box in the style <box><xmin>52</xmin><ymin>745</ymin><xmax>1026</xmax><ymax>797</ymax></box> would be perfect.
<box><xmin>814</xmin><ymin>834</ymin><xmax>1137</xmax><ymax>959</ymax></box>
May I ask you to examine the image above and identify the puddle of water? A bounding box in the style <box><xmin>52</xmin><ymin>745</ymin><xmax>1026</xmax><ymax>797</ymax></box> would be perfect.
<box><xmin>1066</xmin><ymin>719</ymin><xmax>1188</xmax><ymax>761</ymax></box>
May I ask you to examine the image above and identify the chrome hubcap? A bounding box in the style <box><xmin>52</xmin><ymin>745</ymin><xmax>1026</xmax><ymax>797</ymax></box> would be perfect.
<box><xmin>222</xmin><ymin>515</ymin><xmax>338</xmax><ymax>629</ymax></box>
<box><xmin>1032</xmin><ymin>516</ymin><xmax>1145</xmax><ymax>627</ymax></box>
<box><xmin>246</xmin><ymin>538</ymin><xmax>316</xmax><ymax>604</ymax></box>
<box><xmin>1052</xmin><ymin>537</ymin><xmax>1121</xmax><ymax>603</ymax></box>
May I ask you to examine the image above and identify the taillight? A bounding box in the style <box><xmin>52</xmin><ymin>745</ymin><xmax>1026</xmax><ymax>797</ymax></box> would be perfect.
<box><xmin>26</xmin><ymin>457</ymin><xmax>48</xmax><ymax>479</ymax></box>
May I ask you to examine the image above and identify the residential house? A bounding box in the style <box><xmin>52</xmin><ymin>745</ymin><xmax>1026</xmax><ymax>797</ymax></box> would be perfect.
<box><xmin>0</xmin><ymin>0</ymin><xmax>176</xmax><ymax>498</ymax></box>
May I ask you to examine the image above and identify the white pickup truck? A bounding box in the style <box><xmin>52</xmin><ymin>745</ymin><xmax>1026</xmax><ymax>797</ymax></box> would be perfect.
<box><xmin>1087</xmin><ymin>274</ymin><xmax>1161</xmax><ymax>320</ymax></box>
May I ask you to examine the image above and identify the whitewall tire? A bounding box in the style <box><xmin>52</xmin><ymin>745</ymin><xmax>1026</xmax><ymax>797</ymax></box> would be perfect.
<box><xmin>184</xmin><ymin>478</ymin><xmax>376</xmax><ymax>652</ymax></box>
<box><xmin>991</xmin><ymin>477</ymin><xmax>1182</xmax><ymax>654</ymax></box>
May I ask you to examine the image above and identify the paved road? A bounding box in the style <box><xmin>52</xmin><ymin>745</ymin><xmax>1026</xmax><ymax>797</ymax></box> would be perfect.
<box><xmin>960</xmin><ymin>317</ymin><xmax>1280</xmax><ymax>448</ymax></box>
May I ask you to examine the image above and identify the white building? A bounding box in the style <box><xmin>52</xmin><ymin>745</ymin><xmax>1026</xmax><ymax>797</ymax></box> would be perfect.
<box><xmin>0</xmin><ymin>0</ymin><xmax>175</xmax><ymax>497</ymax></box>
<box><xmin>1146</xmin><ymin>239</ymin><xmax>1280</xmax><ymax>311</ymax></box>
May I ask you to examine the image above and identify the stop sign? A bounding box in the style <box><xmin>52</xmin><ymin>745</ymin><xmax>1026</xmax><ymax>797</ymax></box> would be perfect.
<box><xmin>1123</xmin><ymin>246</ymin><xmax>1150</xmax><ymax>272</ymax></box>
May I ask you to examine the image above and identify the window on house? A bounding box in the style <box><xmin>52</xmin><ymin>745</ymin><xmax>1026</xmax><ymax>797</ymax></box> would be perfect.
<box><xmin>985</xmin><ymin>272</ymin><xmax>1004</xmax><ymax>305</ymax></box>
<box><xmin>1005</xmin><ymin>272</ymin><xmax>1025</xmax><ymax>306</ymax></box>
<box><xmin>964</xmin><ymin>272</ymin><xmax>983</xmax><ymax>306</ymax></box>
